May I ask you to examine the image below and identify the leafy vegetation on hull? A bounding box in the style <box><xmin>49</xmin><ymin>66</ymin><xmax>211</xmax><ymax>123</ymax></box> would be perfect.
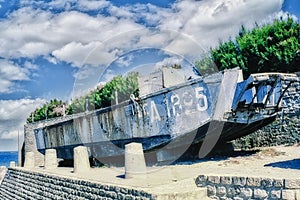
<box><xmin>27</xmin><ymin>72</ymin><xmax>139</xmax><ymax>123</ymax></box>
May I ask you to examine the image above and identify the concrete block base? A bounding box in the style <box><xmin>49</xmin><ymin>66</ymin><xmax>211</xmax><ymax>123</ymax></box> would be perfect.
<box><xmin>73</xmin><ymin>146</ymin><xmax>90</xmax><ymax>174</ymax></box>
<box><xmin>44</xmin><ymin>149</ymin><xmax>58</xmax><ymax>170</ymax></box>
<box><xmin>125</xmin><ymin>142</ymin><xmax>147</xmax><ymax>179</ymax></box>
<box><xmin>9</xmin><ymin>161</ymin><xmax>16</xmax><ymax>168</ymax></box>
<box><xmin>24</xmin><ymin>152</ymin><xmax>35</xmax><ymax>168</ymax></box>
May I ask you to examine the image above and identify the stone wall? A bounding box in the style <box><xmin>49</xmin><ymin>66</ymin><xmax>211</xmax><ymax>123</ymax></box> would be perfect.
<box><xmin>195</xmin><ymin>175</ymin><xmax>300</xmax><ymax>200</ymax></box>
<box><xmin>0</xmin><ymin>168</ymin><xmax>154</xmax><ymax>200</ymax></box>
<box><xmin>1</xmin><ymin>168</ymin><xmax>299</xmax><ymax>199</ymax></box>
<box><xmin>233</xmin><ymin>77</ymin><xmax>300</xmax><ymax>149</ymax></box>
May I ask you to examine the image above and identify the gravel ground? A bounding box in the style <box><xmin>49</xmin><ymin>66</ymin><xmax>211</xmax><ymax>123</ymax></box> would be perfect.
<box><xmin>16</xmin><ymin>145</ymin><xmax>299</xmax><ymax>190</ymax></box>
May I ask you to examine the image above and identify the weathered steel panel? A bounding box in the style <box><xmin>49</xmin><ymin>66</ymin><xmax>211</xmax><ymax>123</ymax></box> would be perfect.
<box><xmin>36</xmin><ymin>77</ymin><xmax>214</xmax><ymax>152</ymax></box>
<box><xmin>34</xmin><ymin>129</ymin><xmax>45</xmax><ymax>150</ymax></box>
<box><xmin>138</xmin><ymin>70</ymin><xmax>163</xmax><ymax>96</ymax></box>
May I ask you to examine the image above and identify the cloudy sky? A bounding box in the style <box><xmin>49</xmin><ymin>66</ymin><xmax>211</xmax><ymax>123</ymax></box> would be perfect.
<box><xmin>0</xmin><ymin>0</ymin><xmax>299</xmax><ymax>151</ymax></box>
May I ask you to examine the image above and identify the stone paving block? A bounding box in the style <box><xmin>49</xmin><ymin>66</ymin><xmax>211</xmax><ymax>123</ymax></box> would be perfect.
<box><xmin>207</xmin><ymin>185</ymin><xmax>217</xmax><ymax>196</ymax></box>
<box><xmin>221</xmin><ymin>176</ymin><xmax>232</xmax><ymax>185</ymax></box>
<box><xmin>208</xmin><ymin>176</ymin><xmax>220</xmax><ymax>184</ymax></box>
<box><xmin>233</xmin><ymin>177</ymin><xmax>246</xmax><ymax>187</ymax></box>
<box><xmin>233</xmin><ymin>197</ymin><xmax>243</xmax><ymax>200</ymax></box>
<box><xmin>219</xmin><ymin>197</ymin><xmax>232</xmax><ymax>200</ymax></box>
<box><xmin>216</xmin><ymin>186</ymin><xmax>226</xmax><ymax>197</ymax></box>
<box><xmin>270</xmin><ymin>190</ymin><xmax>281</xmax><ymax>199</ymax></box>
<box><xmin>195</xmin><ymin>175</ymin><xmax>207</xmax><ymax>186</ymax></box>
<box><xmin>239</xmin><ymin>187</ymin><xmax>252</xmax><ymax>199</ymax></box>
<box><xmin>285</xmin><ymin>179</ymin><xmax>300</xmax><ymax>189</ymax></box>
<box><xmin>227</xmin><ymin>187</ymin><xmax>241</xmax><ymax>198</ymax></box>
<box><xmin>253</xmin><ymin>188</ymin><xmax>268</xmax><ymax>199</ymax></box>
<box><xmin>209</xmin><ymin>195</ymin><xmax>220</xmax><ymax>200</ymax></box>
<box><xmin>273</xmin><ymin>179</ymin><xmax>284</xmax><ymax>188</ymax></box>
<box><xmin>261</xmin><ymin>178</ymin><xmax>273</xmax><ymax>188</ymax></box>
<box><xmin>282</xmin><ymin>189</ymin><xmax>295</xmax><ymax>200</ymax></box>
<box><xmin>246</xmin><ymin>177</ymin><xmax>261</xmax><ymax>187</ymax></box>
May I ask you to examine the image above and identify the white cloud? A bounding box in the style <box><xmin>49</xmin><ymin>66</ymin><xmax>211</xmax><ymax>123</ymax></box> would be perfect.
<box><xmin>99</xmin><ymin>69</ymin><xmax>115</xmax><ymax>83</ymax></box>
<box><xmin>0</xmin><ymin>8</ymin><xmax>56</xmax><ymax>58</ymax></box>
<box><xmin>0</xmin><ymin>0</ymin><xmax>283</xmax><ymax>57</ymax></box>
<box><xmin>19</xmin><ymin>42</ymin><xmax>53</xmax><ymax>58</ymax></box>
<box><xmin>108</xmin><ymin>5</ymin><xmax>136</xmax><ymax>19</ymax></box>
<box><xmin>0</xmin><ymin>0</ymin><xmax>285</xmax><ymax>91</ymax></box>
<box><xmin>155</xmin><ymin>56</ymin><xmax>184</xmax><ymax>68</ymax></box>
<box><xmin>0</xmin><ymin>80</ymin><xmax>13</xmax><ymax>94</ymax></box>
<box><xmin>0</xmin><ymin>0</ymin><xmax>286</xmax><ymax>89</ymax></box>
<box><xmin>0</xmin><ymin>0</ymin><xmax>285</xmax><ymax>74</ymax></box>
<box><xmin>133</xmin><ymin>4</ymin><xmax>171</xmax><ymax>26</ymax></box>
<box><xmin>54</xmin><ymin>0</ymin><xmax>285</xmax><ymax>95</ymax></box>
<box><xmin>115</xmin><ymin>54</ymin><xmax>134</xmax><ymax>67</ymax></box>
<box><xmin>158</xmin><ymin>0</ymin><xmax>284</xmax><ymax>48</ymax></box>
<box><xmin>0</xmin><ymin>98</ymin><xmax>45</xmax><ymax>150</ymax></box>
<box><xmin>77</xmin><ymin>0</ymin><xmax>110</xmax><ymax>11</ymax></box>
<box><xmin>0</xmin><ymin>7</ymin><xmax>144</xmax><ymax>66</ymax></box>
<box><xmin>0</xmin><ymin>60</ymin><xmax>29</xmax><ymax>93</ymax></box>
<box><xmin>52</xmin><ymin>41</ymin><xmax>103</xmax><ymax>67</ymax></box>
<box><xmin>0</xmin><ymin>61</ymin><xmax>28</xmax><ymax>81</ymax></box>
<box><xmin>47</xmin><ymin>0</ymin><xmax>77</xmax><ymax>10</ymax></box>
<box><xmin>154</xmin><ymin>56</ymin><xmax>199</xmax><ymax>79</ymax></box>
<box><xmin>0</xmin><ymin>99</ymin><xmax>45</xmax><ymax>121</ymax></box>
<box><xmin>24</xmin><ymin>61</ymin><xmax>38</xmax><ymax>70</ymax></box>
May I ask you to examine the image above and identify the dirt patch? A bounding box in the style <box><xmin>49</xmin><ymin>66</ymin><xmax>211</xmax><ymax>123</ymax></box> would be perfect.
<box><xmin>255</xmin><ymin>147</ymin><xmax>286</xmax><ymax>158</ymax></box>
<box><xmin>219</xmin><ymin>159</ymin><xmax>240</xmax><ymax>166</ymax></box>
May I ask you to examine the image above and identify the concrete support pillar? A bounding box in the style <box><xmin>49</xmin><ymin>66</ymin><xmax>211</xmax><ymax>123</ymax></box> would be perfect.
<box><xmin>24</xmin><ymin>152</ymin><xmax>35</xmax><ymax>168</ymax></box>
<box><xmin>125</xmin><ymin>142</ymin><xmax>147</xmax><ymax>179</ymax></box>
<box><xmin>0</xmin><ymin>166</ymin><xmax>7</xmax><ymax>184</ymax></box>
<box><xmin>9</xmin><ymin>161</ymin><xmax>16</xmax><ymax>168</ymax></box>
<box><xmin>74</xmin><ymin>146</ymin><xmax>90</xmax><ymax>173</ymax></box>
<box><xmin>44</xmin><ymin>149</ymin><xmax>58</xmax><ymax>170</ymax></box>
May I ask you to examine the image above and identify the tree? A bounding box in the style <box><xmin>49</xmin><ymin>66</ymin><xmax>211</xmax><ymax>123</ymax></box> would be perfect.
<box><xmin>27</xmin><ymin>99</ymin><xmax>67</xmax><ymax>123</ymax></box>
<box><xmin>210</xmin><ymin>17</ymin><xmax>300</xmax><ymax>77</ymax></box>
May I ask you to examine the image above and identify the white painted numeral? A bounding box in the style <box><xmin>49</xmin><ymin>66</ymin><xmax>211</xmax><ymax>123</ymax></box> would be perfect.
<box><xmin>195</xmin><ymin>87</ymin><xmax>208</xmax><ymax>111</ymax></box>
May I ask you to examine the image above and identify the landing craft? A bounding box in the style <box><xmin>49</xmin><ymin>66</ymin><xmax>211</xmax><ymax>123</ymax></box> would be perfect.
<box><xmin>25</xmin><ymin>67</ymin><xmax>299</xmax><ymax>166</ymax></box>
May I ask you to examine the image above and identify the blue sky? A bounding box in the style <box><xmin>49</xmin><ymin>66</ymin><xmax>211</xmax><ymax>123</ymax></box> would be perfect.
<box><xmin>0</xmin><ymin>0</ymin><xmax>298</xmax><ymax>151</ymax></box>
<box><xmin>282</xmin><ymin>0</ymin><xmax>300</xmax><ymax>18</ymax></box>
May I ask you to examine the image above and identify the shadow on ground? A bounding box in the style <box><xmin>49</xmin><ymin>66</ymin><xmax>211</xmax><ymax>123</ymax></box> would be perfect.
<box><xmin>172</xmin><ymin>149</ymin><xmax>260</xmax><ymax>166</ymax></box>
<box><xmin>264</xmin><ymin>159</ymin><xmax>300</xmax><ymax>170</ymax></box>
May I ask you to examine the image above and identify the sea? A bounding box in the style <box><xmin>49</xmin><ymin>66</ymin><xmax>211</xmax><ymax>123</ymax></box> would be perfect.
<box><xmin>0</xmin><ymin>151</ymin><xmax>18</xmax><ymax>167</ymax></box>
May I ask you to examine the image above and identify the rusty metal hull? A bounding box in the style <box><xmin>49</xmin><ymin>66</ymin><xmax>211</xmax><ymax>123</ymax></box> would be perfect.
<box><xmin>28</xmin><ymin>69</ymin><xmax>298</xmax><ymax>164</ymax></box>
<box><xmin>36</xmin><ymin>116</ymin><xmax>276</xmax><ymax>165</ymax></box>
<box><xmin>34</xmin><ymin>72</ymin><xmax>221</xmax><ymax>162</ymax></box>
